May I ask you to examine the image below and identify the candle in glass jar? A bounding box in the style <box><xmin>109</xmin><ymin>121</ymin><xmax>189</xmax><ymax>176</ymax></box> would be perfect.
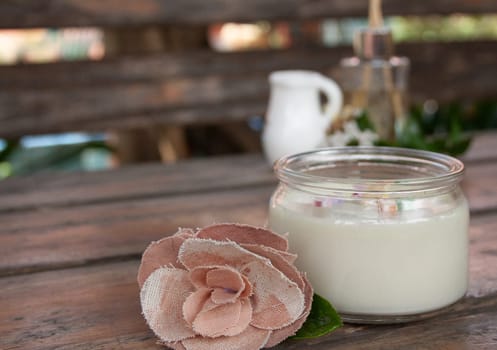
<box><xmin>269</xmin><ymin>199</ymin><xmax>468</xmax><ymax>317</ymax></box>
<box><xmin>268</xmin><ymin>147</ymin><xmax>469</xmax><ymax>323</ymax></box>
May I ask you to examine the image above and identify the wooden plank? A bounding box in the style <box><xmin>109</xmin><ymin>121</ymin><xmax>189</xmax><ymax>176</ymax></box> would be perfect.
<box><xmin>0</xmin><ymin>186</ymin><xmax>271</xmax><ymax>276</ymax></box>
<box><xmin>462</xmin><ymin>132</ymin><xmax>497</xmax><ymax>163</ymax></box>
<box><xmin>0</xmin><ymin>0</ymin><xmax>496</xmax><ymax>28</ymax></box>
<box><xmin>0</xmin><ymin>41</ymin><xmax>496</xmax><ymax>138</ymax></box>
<box><xmin>463</xmin><ymin>162</ymin><xmax>497</xmax><ymax>214</ymax></box>
<box><xmin>0</xmin><ymin>261</ymin><xmax>155</xmax><ymax>350</ymax></box>
<box><xmin>0</xmin><ymin>154</ymin><xmax>274</xmax><ymax>213</ymax></box>
<box><xmin>1</xmin><ymin>211</ymin><xmax>496</xmax><ymax>350</ymax></box>
<box><xmin>1</xmin><ymin>157</ymin><xmax>497</xmax><ymax>277</ymax></box>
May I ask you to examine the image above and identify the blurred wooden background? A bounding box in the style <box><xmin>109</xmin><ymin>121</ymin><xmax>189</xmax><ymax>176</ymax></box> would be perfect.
<box><xmin>0</xmin><ymin>0</ymin><xmax>496</xmax><ymax>163</ymax></box>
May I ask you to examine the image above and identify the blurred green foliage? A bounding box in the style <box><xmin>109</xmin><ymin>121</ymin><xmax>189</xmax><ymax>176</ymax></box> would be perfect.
<box><xmin>393</xmin><ymin>107</ymin><xmax>471</xmax><ymax>156</ymax></box>
<box><xmin>356</xmin><ymin>99</ymin><xmax>497</xmax><ymax>156</ymax></box>
<box><xmin>323</xmin><ymin>14</ymin><xmax>497</xmax><ymax>47</ymax></box>
<box><xmin>392</xmin><ymin>15</ymin><xmax>497</xmax><ymax>42</ymax></box>
<box><xmin>0</xmin><ymin>141</ymin><xmax>113</xmax><ymax>179</ymax></box>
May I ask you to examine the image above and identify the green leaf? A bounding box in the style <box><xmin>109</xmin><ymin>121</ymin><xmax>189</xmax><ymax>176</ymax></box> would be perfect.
<box><xmin>346</xmin><ymin>138</ymin><xmax>359</xmax><ymax>146</ymax></box>
<box><xmin>374</xmin><ymin>139</ymin><xmax>396</xmax><ymax>147</ymax></box>
<box><xmin>356</xmin><ymin>111</ymin><xmax>376</xmax><ymax>131</ymax></box>
<box><xmin>291</xmin><ymin>294</ymin><xmax>342</xmax><ymax>339</ymax></box>
<box><xmin>447</xmin><ymin>136</ymin><xmax>471</xmax><ymax>156</ymax></box>
<box><xmin>396</xmin><ymin>117</ymin><xmax>428</xmax><ymax>150</ymax></box>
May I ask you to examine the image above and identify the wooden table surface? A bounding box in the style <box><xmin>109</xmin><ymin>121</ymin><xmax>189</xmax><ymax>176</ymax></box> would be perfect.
<box><xmin>1</xmin><ymin>133</ymin><xmax>497</xmax><ymax>350</ymax></box>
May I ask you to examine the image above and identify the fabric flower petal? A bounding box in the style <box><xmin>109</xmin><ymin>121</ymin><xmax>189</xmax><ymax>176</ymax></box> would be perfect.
<box><xmin>189</xmin><ymin>267</ymin><xmax>251</xmax><ymax>305</ymax></box>
<box><xmin>182</xmin><ymin>325</ymin><xmax>270</xmax><ymax>350</ymax></box>
<box><xmin>189</xmin><ymin>269</ymin><xmax>209</xmax><ymax>290</ymax></box>
<box><xmin>137</xmin><ymin>228</ymin><xmax>194</xmax><ymax>287</ymax></box>
<box><xmin>179</xmin><ymin>238</ymin><xmax>270</xmax><ymax>271</ymax></box>
<box><xmin>241</xmin><ymin>244</ymin><xmax>304</xmax><ymax>289</ymax></box>
<box><xmin>242</xmin><ymin>259</ymin><xmax>304</xmax><ymax>330</ymax></box>
<box><xmin>189</xmin><ymin>266</ymin><xmax>246</xmax><ymax>303</ymax></box>
<box><xmin>241</xmin><ymin>242</ymin><xmax>297</xmax><ymax>264</ymax></box>
<box><xmin>206</xmin><ymin>267</ymin><xmax>244</xmax><ymax>291</ymax></box>
<box><xmin>183</xmin><ymin>288</ymin><xmax>211</xmax><ymax>325</ymax></box>
<box><xmin>196</xmin><ymin>223</ymin><xmax>288</xmax><ymax>252</ymax></box>
<box><xmin>140</xmin><ymin>267</ymin><xmax>195</xmax><ymax>342</ymax></box>
<box><xmin>264</xmin><ymin>274</ymin><xmax>314</xmax><ymax>348</ymax></box>
<box><xmin>192</xmin><ymin>300</ymin><xmax>242</xmax><ymax>338</ymax></box>
<box><xmin>227</xmin><ymin>298</ymin><xmax>253</xmax><ymax>336</ymax></box>
<box><xmin>239</xmin><ymin>275</ymin><xmax>253</xmax><ymax>299</ymax></box>
<box><xmin>210</xmin><ymin>288</ymin><xmax>239</xmax><ymax>305</ymax></box>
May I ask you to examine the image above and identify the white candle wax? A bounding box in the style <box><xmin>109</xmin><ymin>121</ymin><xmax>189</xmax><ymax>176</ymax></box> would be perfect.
<box><xmin>269</xmin><ymin>199</ymin><xmax>469</xmax><ymax>316</ymax></box>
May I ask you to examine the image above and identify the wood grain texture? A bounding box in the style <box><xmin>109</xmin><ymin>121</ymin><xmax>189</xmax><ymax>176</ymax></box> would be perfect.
<box><xmin>463</xmin><ymin>163</ymin><xmax>497</xmax><ymax>214</ymax></box>
<box><xmin>0</xmin><ymin>0</ymin><xmax>496</xmax><ymax>28</ymax></box>
<box><xmin>1</xmin><ymin>41</ymin><xmax>496</xmax><ymax>138</ymax></box>
<box><xmin>462</xmin><ymin>132</ymin><xmax>497</xmax><ymax>163</ymax></box>
<box><xmin>0</xmin><ymin>186</ymin><xmax>271</xmax><ymax>276</ymax></box>
<box><xmin>0</xmin><ymin>154</ymin><xmax>274</xmax><ymax>213</ymax></box>
<box><xmin>1</xmin><ymin>211</ymin><xmax>496</xmax><ymax>350</ymax></box>
<box><xmin>0</xmin><ymin>261</ymin><xmax>155</xmax><ymax>350</ymax></box>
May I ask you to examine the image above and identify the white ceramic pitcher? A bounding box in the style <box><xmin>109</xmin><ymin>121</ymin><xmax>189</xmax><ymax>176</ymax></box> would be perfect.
<box><xmin>262</xmin><ymin>70</ymin><xmax>343</xmax><ymax>164</ymax></box>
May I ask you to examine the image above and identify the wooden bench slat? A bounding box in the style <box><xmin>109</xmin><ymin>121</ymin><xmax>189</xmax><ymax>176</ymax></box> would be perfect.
<box><xmin>0</xmin><ymin>0</ymin><xmax>496</xmax><ymax>28</ymax></box>
<box><xmin>463</xmin><ymin>163</ymin><xmax>497</xmax><ymax>214</ymax></box>
<box><xmin>1</xmin><ymin>157</ymin><xmax>497</xmax><ymax>277</ymax></box>
<box><xmin>0</xmin><ymin>186</ymin><xmax>271</xmax><ymax>276</ymax></box>
<box><xmin>1</xmin><ymin>213</ymin><xmax>496</xmax><ymax>350</ymax></box>
<box><xmin>1</xmin><ymin>41</ymin><xmax>496</xmax><ymax>138</ymax></box>
<box><xmin>0</xmin><ymin>154</ymin><xmax>274</xmax><ymax>213</ymax></box>
<box><xmin>3</xmin><ymin>41</ymin><xmax>494</xmax><ymax>89</ymax></box>
<box><xmin>461</xmin><ymin>132</ymin><xmax>497</xmax><ymax>163</ymax></box>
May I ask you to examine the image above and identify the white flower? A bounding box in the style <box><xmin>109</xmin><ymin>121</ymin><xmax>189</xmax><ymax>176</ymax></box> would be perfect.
<box><xmin>327</xmin><ymin>121</ymin><xmax>379</xmax><ymax>147</ymax></box>
<box><xmin>356</xmin><ymin>129</ymin><xmax>379</xmax><ymax>146</ymax></box>
<box><xmin>343</xmin><ymin>121</ymin><xmax>362</xmax><ymax>138</ymax></box>
<box><xmin>327</xmin><ymin>131</ymin><xmax>353</xmax><ymax>147</ymax></box>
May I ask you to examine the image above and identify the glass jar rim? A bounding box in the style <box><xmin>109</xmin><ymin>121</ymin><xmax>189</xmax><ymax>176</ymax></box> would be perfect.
<box><xmin>274</xmin><ymin>146</ymin><xmax>464</xmax><ymax>194</ymax></box>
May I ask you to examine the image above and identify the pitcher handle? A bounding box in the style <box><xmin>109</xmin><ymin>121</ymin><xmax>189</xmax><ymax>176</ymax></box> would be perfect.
<box><xmin>315</xmin><ymin>74</ymin><xmax>343</xmax><ymax>129</ymax></box>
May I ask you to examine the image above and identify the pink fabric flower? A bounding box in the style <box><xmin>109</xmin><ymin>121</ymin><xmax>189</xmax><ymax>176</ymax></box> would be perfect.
<box><xmin>137</xmin><ymin>223</ymin><xmax>313</xmax><ymax>350</ymax></box>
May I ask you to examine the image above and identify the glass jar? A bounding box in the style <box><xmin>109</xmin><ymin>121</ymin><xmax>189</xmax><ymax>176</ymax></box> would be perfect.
<box><xmin>335</xmin><ymin>27</ymin><xmax>410</xmax><ymax>142</ymax></box>
<box><xmin>268</xmin><ymin>147</ymin><xmax>469</xmax><ymax>323</ymax></box>
<box><xmin>338</xmin><ymin>55</ymin><xmax>409</xmax><ymax>141</ymax></box>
